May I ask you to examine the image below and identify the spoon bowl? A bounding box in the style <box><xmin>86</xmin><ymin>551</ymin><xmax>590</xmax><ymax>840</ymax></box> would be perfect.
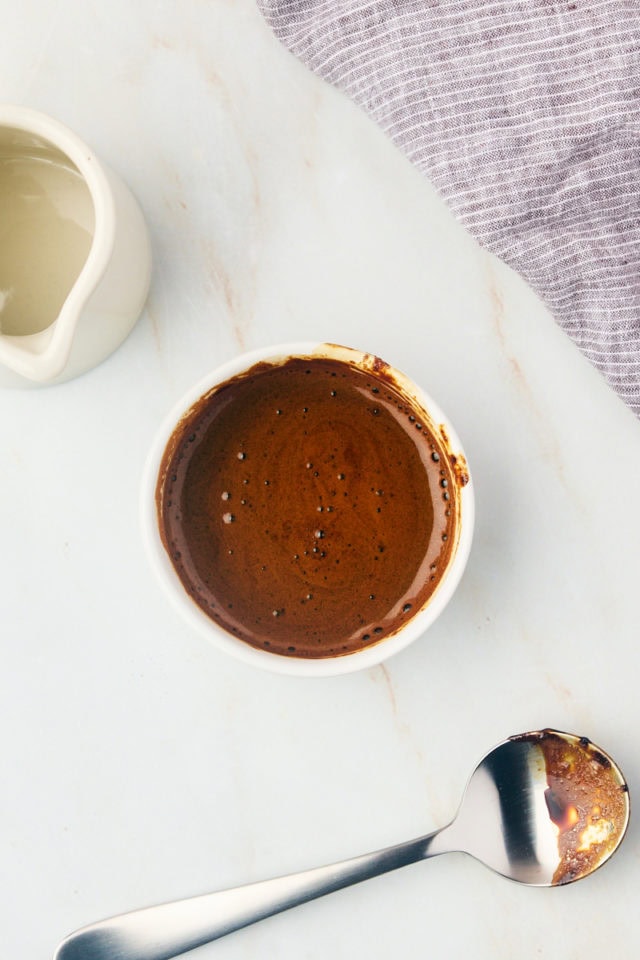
<box><xmin>446</xmin><ymin>728</ymin><xmax>629</xmax><ymax>885</ymax></box>
<box><xmin>54</xmin><ymin>729</ymin><xmax>629</xmax><ymax>960</ymax></box>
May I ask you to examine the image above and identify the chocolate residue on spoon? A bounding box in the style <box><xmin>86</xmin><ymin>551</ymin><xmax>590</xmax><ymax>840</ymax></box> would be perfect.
<box><xmin>512</xmin><ymin>729</ymin><xmax>630</xmax><ymax>885</ymax></box>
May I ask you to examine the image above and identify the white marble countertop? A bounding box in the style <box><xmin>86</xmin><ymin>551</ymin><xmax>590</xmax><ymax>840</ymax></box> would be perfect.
<box><xmin>2</xmin><ymin>2</ymin><xmax>639</xmax><ymax>958</ymax></box>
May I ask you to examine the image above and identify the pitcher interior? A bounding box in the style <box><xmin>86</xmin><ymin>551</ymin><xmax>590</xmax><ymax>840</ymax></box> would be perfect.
<box><xmin>0</xmin><ymin>127</ymin><xmax>95</xmax><ymax>336</ymax></box>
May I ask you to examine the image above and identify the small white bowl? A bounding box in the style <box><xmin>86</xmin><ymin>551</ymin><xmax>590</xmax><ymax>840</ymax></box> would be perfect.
<box><xmin>141</xmin><ymin>343</ymin><xmax>474</xmax><ymax>676</ymax></box>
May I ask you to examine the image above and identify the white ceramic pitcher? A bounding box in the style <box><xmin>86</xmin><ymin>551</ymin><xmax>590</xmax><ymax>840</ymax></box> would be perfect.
<box><xmin>0</xmin><ymin>105</ymin><xmax>151</xmax><ymax>386</ymax></box>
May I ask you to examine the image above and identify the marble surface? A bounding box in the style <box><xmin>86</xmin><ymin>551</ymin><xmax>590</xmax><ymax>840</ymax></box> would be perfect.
<box><xmin>2</xmin><ymin>2</ymin><xmax>639</xmax><ymax>958</ymax></box>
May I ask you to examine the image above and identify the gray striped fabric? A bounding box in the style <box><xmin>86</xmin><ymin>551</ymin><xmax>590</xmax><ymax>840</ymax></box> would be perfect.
<box><xmin>258</xmin><ymin>0</ymin><xmax>640</xmax><ymax>416</ymax></box>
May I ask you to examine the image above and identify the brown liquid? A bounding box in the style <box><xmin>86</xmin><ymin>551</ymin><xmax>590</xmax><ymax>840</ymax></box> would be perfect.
<box><xmin>156</xmin><ymin>356</ymin><xmax>462</xmax><ymax>658</ymax></box>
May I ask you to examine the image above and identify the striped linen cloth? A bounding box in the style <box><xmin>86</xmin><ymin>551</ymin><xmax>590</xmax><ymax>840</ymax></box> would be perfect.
<box><xmin>257</xmin><ymin>0</ymin><xmax>640</xmax><ymax>417</ymax></box>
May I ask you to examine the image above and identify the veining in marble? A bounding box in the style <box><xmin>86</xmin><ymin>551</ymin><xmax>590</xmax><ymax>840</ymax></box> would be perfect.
<box><xmin>1</xmin><ymin>2</ymin><xmax>639</xmax><ymax>958</ymax></box>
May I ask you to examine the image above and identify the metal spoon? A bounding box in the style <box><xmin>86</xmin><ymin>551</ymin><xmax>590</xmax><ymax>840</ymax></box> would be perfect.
<box><xmin>54</xmin><ymin>729</ymin><xmax>629</xmax><ymax>960</ymax></box>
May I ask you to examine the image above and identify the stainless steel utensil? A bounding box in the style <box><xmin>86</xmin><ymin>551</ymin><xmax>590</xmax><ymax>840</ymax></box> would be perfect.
<box><xmin>54</xmin><ymin>729</ymin><xmax>629</xmax><ymax>960</ymax></box>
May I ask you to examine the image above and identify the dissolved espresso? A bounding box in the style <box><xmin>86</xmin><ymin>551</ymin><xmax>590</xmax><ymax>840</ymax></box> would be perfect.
<box><xmin>156</xmin><ymin>356</ymin><xmax>461</xmax><ymax>658</ymax></box>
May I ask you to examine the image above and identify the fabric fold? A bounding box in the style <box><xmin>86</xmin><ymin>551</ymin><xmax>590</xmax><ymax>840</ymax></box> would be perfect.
<box><xmin>258</xmin><ymin>0</ymin><xmax>640</xmax><ymax>416</ymax></box>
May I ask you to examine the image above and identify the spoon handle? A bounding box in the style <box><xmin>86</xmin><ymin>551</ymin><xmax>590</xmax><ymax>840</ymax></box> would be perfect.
<box><xmin>54</xmin><ymin>830</ymin><xmax>447</xmax><ymax>960</ymax></box>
